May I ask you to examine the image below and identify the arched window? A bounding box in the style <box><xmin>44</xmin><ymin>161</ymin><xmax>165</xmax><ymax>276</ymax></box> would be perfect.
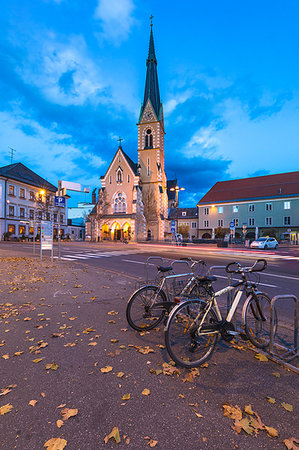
<box><xmin>145</xmin><ymin>129</ymin><xmax>153</xmax><ymax>148</ymax></box>
<box><xmin>116</xmin><ymin>167</ymin><xmax>123</xmax><ymax>183</ymax></box>
<box><xmin>114</xmin><ymin>193</ymin><xmax>126</xmax><ymax>213</ymax></box>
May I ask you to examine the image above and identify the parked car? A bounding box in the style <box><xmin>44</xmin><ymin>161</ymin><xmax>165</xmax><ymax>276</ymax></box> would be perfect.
<box><xmin>250</xmin><ymin>237</ymin><xmax>278</xmax><ymax>249</ymax></box>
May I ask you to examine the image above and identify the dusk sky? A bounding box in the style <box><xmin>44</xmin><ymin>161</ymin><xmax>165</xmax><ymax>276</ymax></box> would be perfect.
<box><xmin>1</xmin><ymin>0</ymin><xmax>299</xmax><ymax>207</ymax></box>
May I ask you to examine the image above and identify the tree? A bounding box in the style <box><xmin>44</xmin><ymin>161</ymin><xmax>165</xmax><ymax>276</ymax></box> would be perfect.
<box><xmin>93</xmin><ymin>189</ymin><xmax>110</xmax><ymax>241</ymax></box>
<box><xmin>215</xmin><ymin>226</ymin><xmax>230</xmax><ymax>239</ymax></box>
<box><xmin>178</xmin><ymin>224</ymin><xmax>189</xmax><ymax>239</ymax></box>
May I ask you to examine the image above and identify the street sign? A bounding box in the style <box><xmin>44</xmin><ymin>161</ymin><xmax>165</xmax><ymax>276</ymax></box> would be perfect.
<box><xmin>242</xmin><ymin>224</ymin><xmax>247</xmax><ymax>235</ymax></box>
<box><xmin>171</xmin><ymin>220</ymin><xmax>176</xmax><ymax>232</ymax></box>
<box><xmin>230</xmin><ymin>221</ymin><xmax>235</xmax><ymax>230</ymax></box>
<box><xmin>55</xmin><ymin>196</ymin><xmax>65</xmax><ymax>207</ymax></box>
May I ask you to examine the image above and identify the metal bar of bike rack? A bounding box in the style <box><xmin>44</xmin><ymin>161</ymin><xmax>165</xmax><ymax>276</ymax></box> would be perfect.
<box><xmin>171</xmin><ymin>259</ymin><xmax>192</xmax><ymax>276</ymax></box>
<box><xmin>145</xmin><ymin>256</ymin><xmax>164</xmax><ymax>282</ymax></box>
<box><xmin>207</xmin><ymin>265</ymin><xmax>232</xmax><ymax>314</ymax></box>
<box><xmin>269</xmin><ymin>294</ymin><xmax>298</xmax><ymax>362</ymax></box>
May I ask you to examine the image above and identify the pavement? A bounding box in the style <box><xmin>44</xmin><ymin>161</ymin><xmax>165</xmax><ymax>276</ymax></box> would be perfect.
<box><xmin>0</xmin><ymin>246</ymin><xmax>298</xmax><ymax>450</ymax></box>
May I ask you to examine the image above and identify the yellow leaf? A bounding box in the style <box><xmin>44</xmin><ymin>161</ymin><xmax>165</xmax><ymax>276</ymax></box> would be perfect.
<box><xmin>108</xmin><ymin>320</ymin><xmax>116</xmax><ymax>324</ymax></box>
<box><xmin>283</xmin><ymin>437</ymin><xmax>299</xmax><ymax>449</ymax></box>
<box><xmin>41</xmin><ymin>392</ymin><xmax>46</xmax><ymax>397</ymax></box>
<box><xmin>244</xmin><ymin>404</ymin><xmax>254</xmax><ymax>415</ymax></box>
<box><xmin>33</xmin><ymin>358</ymin><xmax>44</xmax><ymax>363</ymax></box>
<box><xmin>90</xmin><ymin>297</ymin><xmax>96</xmax><ymax>300</ymax></box>
<box><xmin>56</xmin><ymin>420</ymin><xmax>64</xmax><ymax>428</ymax></box>
<box><xmin>239</xmin><ymin>417</ymin><xmax>254</xmax><ymax>435</ymax></box>
<box><xmin>100</xmin><ymin>366</ymin><xmax>113</xmax><ymax>373</ymax></box>
<box><xmin>104</xmin><ymin>426</ymin><xmax>121</xmax><ymax>444</ymax></box>
<box><xmin>61</xmin><ymin>408</ymin><xmax>78</xmax><ymax>420</ymax></box>
<box><xmin>178</xmin><ymin>394</ymin><xmax>185</xmax><ymax>399</ymax></box>
<box><xmin>281</xmin><ymin>402</ymin><xmax>293</xmax><ymax>412</ymax></box>
<box><xmin>264</xmin><ymin>426</ymin><xmax>278</xmax><ymax>438</ymax></box>
<box><xmin>222</xmin><ymin>403</ymin><xmax>243</xmax><ymax>421</ymax></box>
<box><xmin>45</xmin><ymin>362</ymin><xmax>59</xmax><ymax>370</ymax></box>
<box><xmin>0</xmin><ymin>403</ymin><xmax>13</xmax><ymax>415</ymax></box>
<box><xmin>82</xmin><ymin>327</ymin><xmax>95</xmax><ymax>334</ymax></box>
<box><xmin>108</xmin><ymin>310</ymin><xmax>118</xmax><ymax>315</ymax></box>
<box><xmin>255</xmin><ymin>353</ymin><xmax>268</xmax><ymax>362</ymax></box>
<box><xmin>0</xmin><ymin>384</ymin><xmax>17</xmax><ymax>397</ymax></box>
<box><xmin>14</xmin><ymin>351</ymin><xmax>24</xmax><ymax>356</ymax></box>
<box><xmin>144</xmin><ymin>437</ymin><xmax>158</xmax><ymax>447</ymax></box>
<box><xmin>68</xmin><ymin>317</ymin><xmax>77</xmax><ymax>321</ymax></box>
<box><xmin>44</xmin><ymin>437</ymin><xmax>67</xmax><ymax>449</ymax></box>
<box><xmin>182</xmin><ymin>372</ymin><xmax>195</xmax><ymax>383</ymax></box>
<box><xmin>142</xmin><ymin>389</ymin><xmax>150</xmax><ymax>396</ymax></box>
<box><xmin>56</xmin><ymin>404</ymin><xmax>66</xmax><ymax>409</ymax></box>
<box><xmin>110</xmin><ymin>339</ymin><xmax>119</xmax><ymax>343</ymax></box>
<box><xmin>2</xmin><ymin>354</ymin><xmax>9</xmax><ymax>360</ymax></box>
<box><xmin>194</xmin><ymin>412</ymin><xmax>204</xmax><ymax>418</ymax></box>
<box><xmin>266</xmin><ymin>397</ymin><xmax>276</xmax><ymax>404</ymax></box>
<box><xmin>122</xmin><ymin>393</ymin><xmax>131</xmax><ymax>400</ymax></box>
<box><xmin>117</xmin><ymin>372</ymin><xmax>125</xmax><ymax>378</ymax></box>
<box><xmin>29</xmin><ymin>400</ymin><xmax>37</xmax><ymax>407</ymax></box>
<box><xmin>272</xmin><ymin>372</ymin><xmax>281</xmax><ymax>378</ymax></box>
<box><xmin>88</xmin><ymin>342</ymin><xmax>97</xmax><ymax>346</ymax></box>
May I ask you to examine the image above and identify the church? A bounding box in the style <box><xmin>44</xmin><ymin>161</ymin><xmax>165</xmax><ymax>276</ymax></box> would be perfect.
<box><xmin>87</xmin><ymin>24</ymin><xmax>171</xmax><ymax>242</ymax></box>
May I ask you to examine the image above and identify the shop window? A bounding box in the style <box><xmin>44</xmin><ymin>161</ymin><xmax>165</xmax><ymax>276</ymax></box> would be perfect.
<box><xmin>8</xmin><ymin>224</ymin><xmax>15</xmax><ymax>234</ymax></box>
<box><xmin>19</xmin><ymin>225</ymin><xmax>25</xmax><ymax>235</ymax></box>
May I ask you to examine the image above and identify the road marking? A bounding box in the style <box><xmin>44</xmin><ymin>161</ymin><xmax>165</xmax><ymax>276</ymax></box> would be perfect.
<box><xmin>262</xmin><ymin>272</ymin><xmax>299</xmax><ymax>282</ymax></box>
<box><xmin>215</xmin><ymin>274</ymin><xmax>277</xmax><ymax>288</ymax></box>
<box><xmin>122</xmin><ymin>259</ymin><xmax>146</xmax><ymax>265</ymax></box>
<box><xmin>63</xmin><ymin>254</ymin><xmax>87</xmax><ymax>259</ymax></box>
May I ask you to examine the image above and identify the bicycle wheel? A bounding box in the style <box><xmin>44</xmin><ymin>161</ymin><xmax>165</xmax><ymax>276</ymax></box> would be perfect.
<box><xmin>244</xmin><ymin>293</ymin><xmax>277</xmax><ymax>348</ymax></box>
<box><xmin>126</xmin><ymin>285</ymin><xmax>167</xmax><ymax>331</ymax></box>
<box><xmin>189</xmin><ymin>283</ymin><xmax>213</xmax><ymax>301</ymax></box>
<box><xmin>165</xmin><ymin>299</ymin><xmax>219</xmax><ymax>368</ymax></box>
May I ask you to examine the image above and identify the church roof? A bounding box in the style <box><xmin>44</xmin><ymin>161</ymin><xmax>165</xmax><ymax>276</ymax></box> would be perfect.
<box><xmin>139</xmin><ymin>26</ymin><xmax>161</xmax><ymax>120</ymax></box>
<box><xmin>121</xmin><ymin>148</ymin><xmax>139</xmax><ymax>175</ymax></box>
<box><xmin>0</xmin><ymin>162</ymin><xmax>57</xmax><ymax>192</ymax></box>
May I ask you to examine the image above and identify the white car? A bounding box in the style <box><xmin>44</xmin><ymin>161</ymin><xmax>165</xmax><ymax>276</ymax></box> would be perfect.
<box><xmin>250</xmin><ymin>237</ymin><xmax>278</xmax><ymax>250</ymax></box>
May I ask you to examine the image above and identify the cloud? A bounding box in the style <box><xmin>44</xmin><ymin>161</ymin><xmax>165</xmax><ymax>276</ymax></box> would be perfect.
<box><xmin>94</xmin><ymin>0</ymin><xmax>136</xmax><ymax>44</ymax></box>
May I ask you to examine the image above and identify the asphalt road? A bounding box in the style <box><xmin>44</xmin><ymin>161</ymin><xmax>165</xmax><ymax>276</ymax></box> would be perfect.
<box><xmin>2</xmin><ymin>241</ymin><xmax>298</xmax><ymax>327</ymax></box>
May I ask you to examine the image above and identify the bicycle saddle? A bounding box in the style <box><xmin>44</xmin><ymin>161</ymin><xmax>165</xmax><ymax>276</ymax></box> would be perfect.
<box><xmin>198</xmin><ymin>276</ymin><xmax>217</xmax><ymax>283</ymax></box>
<box><xmin>157</xmin><ymin>265</ymin><xmax>173</xmax><ymax>273</ymax></box>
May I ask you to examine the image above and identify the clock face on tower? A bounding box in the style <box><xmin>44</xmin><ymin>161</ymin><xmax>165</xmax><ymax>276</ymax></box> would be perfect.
<box><xmin>145</xmin><ymin>111</ymin><xmax>153</xmax><ymax>120</ymax></box>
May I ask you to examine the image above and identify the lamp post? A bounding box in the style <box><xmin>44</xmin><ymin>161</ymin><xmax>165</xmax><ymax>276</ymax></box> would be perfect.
<box><xmin>170</xmin><ymin>184</ymin><xmax>185</xmax><ymax>237</ymax></box>
<box><xmin>33</xmin><ymin>189</ymin><xmax>45</xmax><ymax>255</ymax></box>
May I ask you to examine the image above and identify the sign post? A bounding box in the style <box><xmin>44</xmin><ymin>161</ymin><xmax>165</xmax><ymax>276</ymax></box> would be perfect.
<box><xmin>229</xmin><ymin>221</ymin><xmax>235</xmax><ymax>243</ymax></box>
<box><xmin>171</xmin><ymin>220</ymin><xmax>176</xmax><ymax>243</ymax></box>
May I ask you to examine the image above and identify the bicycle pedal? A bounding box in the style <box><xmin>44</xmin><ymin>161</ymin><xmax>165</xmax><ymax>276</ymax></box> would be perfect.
<box><xmin>239</xmin><ymin>332</ymin><xmax>249</xmax><ymax>341</ymax></box>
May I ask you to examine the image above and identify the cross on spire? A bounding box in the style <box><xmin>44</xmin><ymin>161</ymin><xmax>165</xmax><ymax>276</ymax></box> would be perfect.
<box><xmin>150</xmin><ymin>14</ymin><xmax>154</xmax><ymax>27</ymax></box>
<box><xmin>118</xmin><ymin>136</ymin><xmax>123</xmax><ymax>147</ymax></box>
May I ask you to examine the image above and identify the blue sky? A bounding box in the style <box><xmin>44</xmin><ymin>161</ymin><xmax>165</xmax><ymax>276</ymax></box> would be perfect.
<box><xmin>0</xmin><ymin>0</ymin><xmax>299</xmax><ymax>207</ymax></box>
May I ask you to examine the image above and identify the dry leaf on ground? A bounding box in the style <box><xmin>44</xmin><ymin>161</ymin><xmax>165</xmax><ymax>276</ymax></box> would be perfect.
<box><xmin>56</xmin><ymin>420</ymin><xmax>64</xmax><ymax>428</ymax></box>
<box><xmin>283</xmin><ymin>437</ymin><xmax>299</xmax><ymax>449</ymax></box>
<box><xmin>44</xmin><ymin>437</ymin><xmax>67</xmax><ymax>449</ymax></box>
<box><xmin>255</xmin><ymin>353</ymin><xmax>268</xmax><ymax>362</ymax></box>
<box><xmin>145</xmin><ymin>437</ymin><xmax>158</xmax><ymax>447</ymax></box>
<box><xmin>104</xmin><ymin>426</ymin><xmax>121</xmax><ymax>444</ymax></box>
<box><xmin>28</xmin><ymin>400</ymin><xmax>37</xmax><ymax>407</ymax></box>
<box><xmin>45</xmin><ymin>362</ymin><xmax>59</xmax><ymax>371</ymax></box>
<box><xmin>0</xmin><ymin>403</ymin><xmax>13</xmax><ymax>415</ymax></box>
<box><xmin>0</xmin><ymin>384</ymin><xmax>17</xmax><ymax>397</ymax></box>
<box><xmin>142</xmin><ymin>389</ymin><xmax>150</xmax><ymax>396</ymax></box>
<box><xmin>281</xmin><ymin>402</ymin><xmax>293</xmax><ymax>412</ymax></box>
<box><xmin>100</xmin><ymin>366</ymin><xmax>113</xmax><ymax>373</ymax></box>
<box><xmin>122</xmin><ymin>393</ymin><xmax>131</xmax><ymax>400</ymax></box>
<box><xmin>61</xmin><ymin>408</ymin><xmax>78</xmax><ymax>421</ymax></box>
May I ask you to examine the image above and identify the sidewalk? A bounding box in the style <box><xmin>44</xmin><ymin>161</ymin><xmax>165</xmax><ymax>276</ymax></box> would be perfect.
<box><xmin>0</xmin><ymin>248</ymin><xmax>298</xmax><ymax>449</ymax></box>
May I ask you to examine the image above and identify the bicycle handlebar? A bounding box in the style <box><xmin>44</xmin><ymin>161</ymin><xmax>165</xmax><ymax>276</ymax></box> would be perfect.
<box><xmin>225</xmin><ymin>259</ymin><xmax>267</xmax><ymax>274</ymax></box>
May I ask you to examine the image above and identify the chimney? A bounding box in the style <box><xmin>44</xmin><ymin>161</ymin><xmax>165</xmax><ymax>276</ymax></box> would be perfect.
<box><xmin>92</xmin><ymin>188</ymin><xmax>96</xmax><ymax>204</ymax></box>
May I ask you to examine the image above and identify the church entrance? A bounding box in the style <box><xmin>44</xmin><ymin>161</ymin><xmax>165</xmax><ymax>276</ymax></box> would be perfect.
<box><xmin>111</xmin><ymin>222</ymin><xmax>121</xmax><ymax>241</ymax></box>
<box><xmin>123</xmin><ymin>223</ymin><xmax>131</xmax><ymax>241</ymax></box>
<box><xmin>101</xmin><ymin>223</ymin><xmax>109</xmax><ymax>240</ymax></box>
<box><xmin>147</xmin><ymin>229</ymin><xmax>152</xmax><ymax>241</ymax></box>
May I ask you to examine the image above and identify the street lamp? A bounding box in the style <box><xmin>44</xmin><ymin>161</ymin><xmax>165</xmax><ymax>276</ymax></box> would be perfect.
<box><xmin>33</xmin><ymin>188</ymin><xmax>46</xmax><ymax>255</ymax></box>
<box><xmin>170</xmin><ymin>184</ymin><xmax>185</xmax><ymax>238</ymax></box>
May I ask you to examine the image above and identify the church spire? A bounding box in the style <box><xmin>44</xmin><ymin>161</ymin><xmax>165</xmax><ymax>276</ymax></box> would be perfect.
<box><xmin>140</xmin><ymin>21</ymin><xmax>161</xmax><ymax>120</ymax></box>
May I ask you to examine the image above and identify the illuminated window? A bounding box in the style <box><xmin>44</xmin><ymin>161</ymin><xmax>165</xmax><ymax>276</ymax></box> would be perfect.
<box><xmin>8</xmin><ymin>224</ymin><xmax>15</xmax><ymax>234</ymax></box>
<box><xmin>8</xmin><ymin>185</ymin><xmax>15</xmax><ymax>196</ymax></box>
<box><xmin>30</xmin><ymin>191</ymin><xmax>35</xmax><ymax>201</ymax></box>
<box><xmin>19</xmin><ymin>225</ymin><xmax>25</xmax><ymax>235</ymax></box>
<box><xmin>284</xmin><ymin>201</ymin><xmax>291</xmax><ymax>210</ymax></box>
<box><xmin>29</xmin><ymin>210</ymin><xmax>34</xmax><ymax>219</ymax></box>
<box><xmin>233</xmin><ymin>205</ymin><xmax>239</xmax><ymax>213</ymax></box>
<box><xmin>218</xmin><ymin>207</ymin><xmax>223</xmax><ymax>213</ymax></box>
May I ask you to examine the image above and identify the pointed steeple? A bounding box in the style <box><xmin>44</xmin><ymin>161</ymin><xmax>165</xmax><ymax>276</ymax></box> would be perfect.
<box><xmin>140</xmin><ymin>23</ymin><xmax>161</xmax><ymax>120</ymax></box>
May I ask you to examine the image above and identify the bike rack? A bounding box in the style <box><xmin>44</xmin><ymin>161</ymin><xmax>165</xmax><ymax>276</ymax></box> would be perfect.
<box><xmin>269</xmin><ymin>294</ymin><xmax>298</xmax><ymax>362</ymax></box>
<box><xmin>207</xmin><ymin>265</ymin><xmax>232</xmax><ymax>313</ymax></box>
<box><xmin>145</xmin><ymin>256</ymin><xmax>164</xmax><ymax>282</ymax></box>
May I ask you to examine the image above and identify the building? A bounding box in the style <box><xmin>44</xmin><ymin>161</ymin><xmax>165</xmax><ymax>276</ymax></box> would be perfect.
<box><xmin>197</xmin><ymin>171</ymin><xmax>299</xmax><ymax>241</ymax></box>
<box><xmin>169</xmin><ymin>207</ymin><xmax>198</xmax><ymax>241</ymax></box>
<box><xmin>88</xmin><ymin>24</ymin><xmax>170</xmax><ymax>242</ymax></box>
<box><xmin>0</xmin><ymin>162</ymin><xmax>68</xmax><ymax>240</ymax></box>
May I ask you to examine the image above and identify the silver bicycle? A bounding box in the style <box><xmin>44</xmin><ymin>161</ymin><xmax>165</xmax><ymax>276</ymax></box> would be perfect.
<box><xmin>165</xmin><ymin>259</ymin><xmax>277</xmax><ymax>368</ymax></box>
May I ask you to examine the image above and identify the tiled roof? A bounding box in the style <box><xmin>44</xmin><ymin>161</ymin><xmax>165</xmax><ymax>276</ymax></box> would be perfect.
<box><xmin>122</xmin><ymin>149</ymin><xmax>138</xmax><ymax>175</ymax></box>
<box><xmin>169</xmin><ymin>207</ymin><xmax>198</xmax><ymax>219</ymax></box>
<box><xmin>198</xmin><ymin>172</ymin><xmax>299</xmax><ymax>204</ymax></box>
<box><xmin>0</xmin><ymin>162</ymin><xmax>57</xmax><ymax>192</ymax></box>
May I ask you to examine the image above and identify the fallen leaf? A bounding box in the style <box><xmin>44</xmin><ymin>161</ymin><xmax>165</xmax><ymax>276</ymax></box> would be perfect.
<box><xmin>272</xmin><ymin>372</ymin><xmax>281</xmax><ymax>378</ymax></box>
<box><xmin>33</xmin><ymin>358</ymin><xmax>44</xmax><ymax>363</ymax></box>
<box><xmin>82</xmin><ymin>327</ymin><xmax>95</xmax><ymax>334</ymax></box>
<box><xmin>244</xmin><ymin>404</ymin><xmax>254</xmax><ymax>415</ymax></box>
<box><xmin>281</xmin><ymin>402</ymin><xmax>293</xmax><ymax>412</ymax></box>
<box><xmin>255</xmin><ymin>353</ymin><xmax>268</xmax><ymax>362</ymax></box>
<box><xmin>267</xmin><ymin>397</ymin><xmax>276</xmax><ymax>404</ymax></box>
<box><xmin>64</xmin><ymin>342</ymin><xmax>76</xmax><ymax>347</ymax></box>
<box><xmin>0</xmin><ymin>384</ymin><xmax>17</xmax><ymax>397</ymax></box>
<box><xmin>194</xmin><ymin>412</ymin><xmax>204</xmax><ymax>418</ymax></box>
<box><xmin>14</xmin><ymin>351</ymin><xmax>24</xmax><ymax>356</ymax></box>
<box><xmin>182</xmin><ymin>372</ymin><xmax>195</xmax><ymax>383</ymax></box>
<box><xmin>2</xmin><ymin>354</ymin><xmax>9</xmax><ymax>360</ymax></box>
<box><xmin>222</xmin><ymin>403</ymin><xmax>243</xmax><ymax>421</ymax></box>
<box><xmin>56</xmin><ymin>420</ymin><xmax>64</xmax><ymax>428</ymax></box>
<box><xmin>0</xmin><ymin>403</ymin><xmax>13</xmax><ymax>415</ymax></box>
<box><xmin>264</xmin><ymin>426</ymin><xmax>278</xmax><ymax>438</ymax></box>
<box><xmin>162</xmin><ymin>362</ymin><xmax>181</xmax><ymax>377</ymax></box>
<box><xmin>41</xmin><ymin>392</ymin><xmax>46</xmax><ymax>397</ymax></box>
<box><xmin>56</xmin><ymin>404</ymin><xmax>66</xmax><ymax>409</ymax></box>
<box><xmin>88</xmin><ymin>342</ymin><xmax>97</xmax><ymax>346</ymax></box>
<box><xmin>142</xmin><ymin>389</ymin><xmax>150</xmax><ymax>396</ymax></box>
<box><xmin>104</xmin><ymin>426</ymin><xmax>121</xmax><ymax>444</ymax></box>
<box><xmin>117</xmin><ymin>372</ymin><xmax>125</xmax><ymax>378</ymax></box>
<box><xmin>110</xmin><ymin>339</ymin><xmax>119</xmax><ymax>343</ymax></box>
<box><xmin>100</xmin><ymin>366</ymin><xmax>113</xmax><ymax>373</ymax></box>
<box><xmin>108</xmin><ymin>320</ymin><xmax>116</xmax><ymax>324</ymax></box>
<box><xmin>29</xmin><ymin>400</ymin><xmax>37</xmax><ymax>407</ymax></box>
<box><xmin>45</xmin><ymin>362</ymin><xmax>59</xmax><ymax>371</ymax></box>
<box><xmin>44</xmin><ymin>437</ymin><xmax>67</xmax><ymax>449</ymax></box>
<box><xmin>283</xmin><ymin>437</ymin><xmax>299</xmax><ymax>449</ymax></box>
<box><xmin>108</xmin><ymin>310</ymin><xmax>118</xmax><ymax>315</ymax></box>
<box><xmin>122</xmin><ymin>393</ymin><xmax>131</xmax><ymax>400</ymax></box>
<box><xmin>61</xmin><ymin>408</ymin><xmax>78</xmax><ymax>420</ymax></box>
<box><xmin>144</xmin><ymin>437</ymin><xmax>158</xmax><ymax>447</ymax></box>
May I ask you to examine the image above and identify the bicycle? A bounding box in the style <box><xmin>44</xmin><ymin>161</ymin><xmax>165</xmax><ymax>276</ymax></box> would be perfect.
<box><xmin>126</xmin><ymin>258</ymin><xmax>215</xmax><ymax>332</ymax></box>
<box><xmin>165</xmin><ymin>259</ymin><xmax>278</xmax><ymax>368</ymax></box>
